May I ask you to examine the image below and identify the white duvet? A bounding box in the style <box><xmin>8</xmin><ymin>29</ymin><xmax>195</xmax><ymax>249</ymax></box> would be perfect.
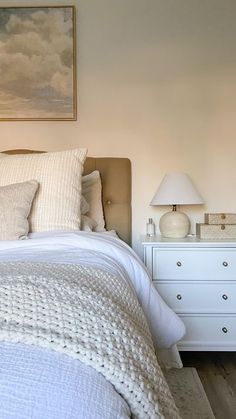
<box><xmin>0</xmin><ymin>230</ymin><xmax>185</xmax><ymax>348</ymax></box>
<box><xmin>0</xmin><ymin>231</ymin><xmax>185</xmax><ymax>419</ymax></box>
<box><xmin>0</xmin><ymin>341</ymin><xmax>131</xmax><ymax>419</ymax></box>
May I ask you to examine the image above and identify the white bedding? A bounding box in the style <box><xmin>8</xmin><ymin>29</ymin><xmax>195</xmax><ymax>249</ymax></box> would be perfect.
<box><xmin>0</xmin><ymin>231</ymin><xmax>185</xmax><ymax>418</ymax></box>
<box><xmin>0</xmin><ymin>342</ymin><xmax>130</xmax><ymax>419</ymax></box>
<box><xmin>0</xmin><ymin>230</ymin><xmax>185</xmax><ymax>349</ymax></box>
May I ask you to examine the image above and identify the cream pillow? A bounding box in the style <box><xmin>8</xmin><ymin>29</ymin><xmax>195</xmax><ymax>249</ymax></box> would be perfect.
<box><xmin>0</xmin><ymin>149</ymin><xmax>87</xmax><ymax>232</ymax></box>
<box><xmin>82</xmin><ymin>171</ymin><xmax>106</xmax><ymax>232</ymax></box>
<box><xmin>0</xmin><ymin>180</ymin><xmax>38</xmax><ymax>240</ymax></box>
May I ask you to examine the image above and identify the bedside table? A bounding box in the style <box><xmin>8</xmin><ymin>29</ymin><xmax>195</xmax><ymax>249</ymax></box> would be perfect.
<box><xmin>142</xmin><ymin>235</ymin><xmax>236</xmax><ymax>351</ymax></box>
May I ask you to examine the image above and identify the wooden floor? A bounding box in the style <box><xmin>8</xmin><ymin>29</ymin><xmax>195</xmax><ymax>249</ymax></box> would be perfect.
<box><xmin>180</xmin><ymin>352</ymin><xmax>236</xmax><ymax>419</ymax></box>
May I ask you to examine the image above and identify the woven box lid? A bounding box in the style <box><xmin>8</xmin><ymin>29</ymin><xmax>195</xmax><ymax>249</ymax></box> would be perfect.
<box><xmin>204</xmin><ymin>213</ymin><xmax>236</xmax><ymax>225</ymax></box>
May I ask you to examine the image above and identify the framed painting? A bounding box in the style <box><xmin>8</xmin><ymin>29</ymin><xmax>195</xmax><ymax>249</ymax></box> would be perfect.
<box><xmin>0</xmin><ymin>6</ymin><xmax>76</xmax><ymax>120</ymax></box>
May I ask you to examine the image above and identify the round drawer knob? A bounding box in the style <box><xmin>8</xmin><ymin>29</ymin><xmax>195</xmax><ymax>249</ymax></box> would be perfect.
<box><xmin>176</xmin><ymin>294</ymin><xmax>182</xmax><ymax>300</ymax></box>
<box><xmin>222</xmin><ymin>294</ymin><xmax>228</xmax><ymax>300</ymax></box>
<box><xmin>176</xmin><ymin>261</ymin><xmax>182</xmax><ymax>267</ymax></box>
<box><xmin>222</xmin><ymin>261</ymin><xmax>228</xmax><ymax>267</ymax></box>
<box><xmin>222</xmin><ymin>327</ymin><xmax>228</xmax><ymax>334</ymax></box>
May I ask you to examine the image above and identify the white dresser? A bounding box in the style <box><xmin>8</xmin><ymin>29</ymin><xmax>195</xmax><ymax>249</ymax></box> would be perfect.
<box><xmin>142</xmin><ymin>235</ymin><xmax>236</xmax><ymax>351</ymax></box>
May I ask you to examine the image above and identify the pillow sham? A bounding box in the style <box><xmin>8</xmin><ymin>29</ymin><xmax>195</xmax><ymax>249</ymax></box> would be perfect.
<box><xmin>0</xmin><ymin>149</ymin><xmax>87</xmax><ymax>232</ymax></box>
<box><xmin>82</xmin><ymin>171</ymin><xmax>106</xmax><ymax>232</ymax></box>
<box><xmin>0</xmin><ymin>180</ymin><xmax>38</xmax><ymax>240</ymax></box>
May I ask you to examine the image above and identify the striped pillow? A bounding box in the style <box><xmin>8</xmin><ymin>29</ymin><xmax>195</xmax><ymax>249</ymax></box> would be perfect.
<box><xmin>0</xmin><ymin>149</ymin><xmax>87</xmax><ymax>232</ymax></box>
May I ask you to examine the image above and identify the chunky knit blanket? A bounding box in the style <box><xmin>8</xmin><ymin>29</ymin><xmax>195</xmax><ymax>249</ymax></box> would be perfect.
<box><xmin>0</xmin><ymin>262</ymin><xmax>180</xmax><ymax>419</ymax></box>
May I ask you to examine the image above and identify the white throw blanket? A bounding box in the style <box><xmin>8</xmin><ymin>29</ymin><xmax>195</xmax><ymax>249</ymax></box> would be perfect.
<box><xmin>0</xmin><ymin>262</ymin><xmax>180</xmax><ymax>419</ymax></box>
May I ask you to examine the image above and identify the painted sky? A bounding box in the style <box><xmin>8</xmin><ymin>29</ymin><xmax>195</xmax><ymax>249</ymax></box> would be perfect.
<box><xmin>0</xmin><ymin>7</ymin><xmax>75</xmax><ymax>118</ymax></box>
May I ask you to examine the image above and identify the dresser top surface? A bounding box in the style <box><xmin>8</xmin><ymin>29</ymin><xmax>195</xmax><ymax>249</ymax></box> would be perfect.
<box><xmin>141</xmin><ymin>234</ymin><xmax>236</xmax><ymax>248</ymax></box>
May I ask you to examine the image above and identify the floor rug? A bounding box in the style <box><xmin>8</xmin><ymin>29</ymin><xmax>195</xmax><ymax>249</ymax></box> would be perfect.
<box><xmin>165</xmin><ymin>367</ymin><xmax>215</xmax><ymax>419</ymax></box>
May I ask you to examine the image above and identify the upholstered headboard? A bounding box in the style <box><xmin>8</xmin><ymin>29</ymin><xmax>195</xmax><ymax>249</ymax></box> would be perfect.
<box><xmin>3</xmin><ymin>150</ymin><xmax>132</xmax><ymax>245</ymax></box>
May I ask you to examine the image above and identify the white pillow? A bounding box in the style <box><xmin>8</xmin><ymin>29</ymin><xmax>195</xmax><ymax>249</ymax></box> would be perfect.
<box><xmin>82</xmin><ymin>171</ymin><xmax>106</xmax><ymax>232</ymax></box>
<box><xmin>0</xmin><ymin>180</ymin><xmax>38</xmax><ymax>240</ymax></box>
<box><xmin>0</xmin><ymin>149</ymin><xmax>87</xmax><ymax>232</ymax></box>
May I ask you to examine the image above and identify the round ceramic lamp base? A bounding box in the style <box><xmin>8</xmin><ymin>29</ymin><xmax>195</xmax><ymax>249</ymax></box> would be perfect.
<box><xmin>159</xmin><ymin>210</ymin><xmax>190</xmax><ymax>238</ymax></box>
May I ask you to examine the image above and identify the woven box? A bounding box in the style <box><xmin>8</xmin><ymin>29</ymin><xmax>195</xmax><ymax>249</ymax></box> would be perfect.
<box><xmin>204</xmin><ymin>213</ymin><xmax>236</xmax><ymax>225</ymax></box>
<box><xmin>196</xmin><ymin>223</ymin><xmax>236</xmax><ymax>239</ymax></box>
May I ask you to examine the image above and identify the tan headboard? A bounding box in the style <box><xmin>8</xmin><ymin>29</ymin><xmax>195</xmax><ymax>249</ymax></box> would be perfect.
<box><xmin>3</xmin><ymin>149</ymin><xmax>132</xmax><ymax>245</ymax></box>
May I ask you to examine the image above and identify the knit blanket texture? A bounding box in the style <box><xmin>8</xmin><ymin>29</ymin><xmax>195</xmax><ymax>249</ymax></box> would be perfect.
<box><xmin>0</xmin><ymin>262</ymin><xmax>180</xmax><ymax>419</ymax></box>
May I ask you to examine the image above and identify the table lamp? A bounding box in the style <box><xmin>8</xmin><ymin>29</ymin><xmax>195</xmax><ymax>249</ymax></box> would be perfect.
<box><xmin>150</xmin><ymin>172</ymin><xmax>204</xmax><ymax>238</ymax></box>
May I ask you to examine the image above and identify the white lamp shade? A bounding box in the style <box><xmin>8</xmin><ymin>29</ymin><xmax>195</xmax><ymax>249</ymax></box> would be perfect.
<box><xmin>150</xmin><ymin>173</ymin><xmax>204</xmax><ymax>206</ymax></box>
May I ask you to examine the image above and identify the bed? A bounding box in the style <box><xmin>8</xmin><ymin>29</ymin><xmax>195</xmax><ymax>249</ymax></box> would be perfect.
<box><xmin>0</xmin><ymin>149</ymin><xmax>185</xmax><ymax>419</ymax></box>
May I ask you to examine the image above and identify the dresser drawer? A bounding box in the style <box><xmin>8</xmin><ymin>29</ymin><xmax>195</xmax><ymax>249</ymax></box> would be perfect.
<box><xmin>178</xmin><ymin>315</ymin><xmax>236</xmax><ymax>349</ymax></box>
<box><xmin>152</xmin><ymin>248</ymin><xmax>236</xmax><ymax>280</ymax></box>
<box><xmin>155</xmin><ymin>282</ymin><xmax>236</xmax><ymax>313</ymax></box>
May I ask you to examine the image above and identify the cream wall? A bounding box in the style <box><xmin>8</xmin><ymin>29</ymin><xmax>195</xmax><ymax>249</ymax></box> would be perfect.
<box><xmin>1</xmin><ymin>0</ymin><xmax>236</xmax><ymax>255</ymax></box>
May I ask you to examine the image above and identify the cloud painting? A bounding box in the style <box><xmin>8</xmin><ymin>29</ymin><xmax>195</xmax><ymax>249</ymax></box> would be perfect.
<box><xmin>0</xmin><ymin>7</ymin><xmax>76</xmax><ymax>120</ymax></box>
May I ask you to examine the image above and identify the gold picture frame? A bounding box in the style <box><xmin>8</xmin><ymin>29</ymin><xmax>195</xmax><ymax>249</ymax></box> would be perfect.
<box><xmin>0</xmin><ymin>6</ymin><xmax>76</xmax><ymax>121</ymax></box>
